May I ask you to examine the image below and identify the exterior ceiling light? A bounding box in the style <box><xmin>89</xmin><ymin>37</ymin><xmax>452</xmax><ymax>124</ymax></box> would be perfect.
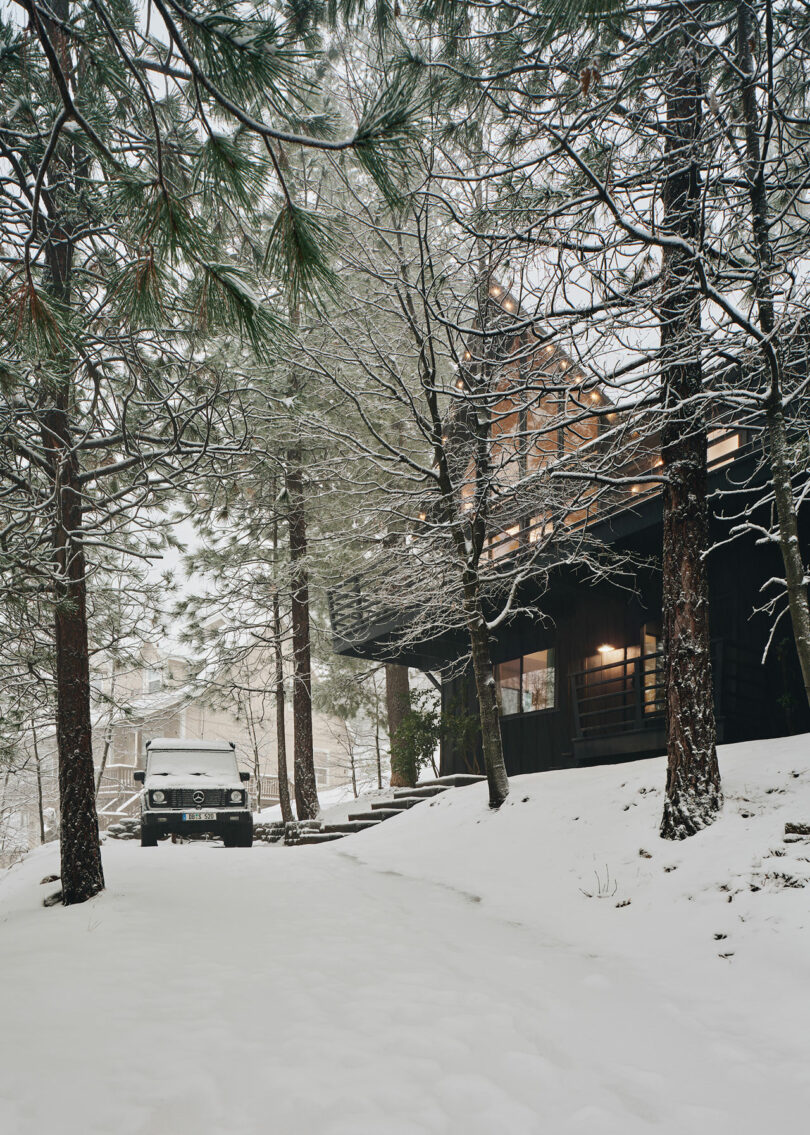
<box><xmin>598</xmin><ymin>644</ymin><xmax>615</xmax><ymax>654</ymax></box>
<box><xmin>490</xmin><ymin>285</ymin><xmax>502</xmax><ymax>296</ymax></box>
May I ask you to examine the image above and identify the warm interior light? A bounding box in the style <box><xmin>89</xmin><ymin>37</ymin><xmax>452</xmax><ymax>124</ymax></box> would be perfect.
<box><xmin>490</xmin><ymin>285</ymin><xmax>502</xmax><ymax>296</ymax></box>
<box><xmin>455</xmin><ymin>378</ymin><xmax>465</xmax><ymax>389</ymax></box>
<box><xmin>590</xmin><ymin>391</ymin><xmax>600</xmax><ymax>403</ymax></box>
<box><xmin>598</xmin><ymin>644</ymin><xmax>615</xmax><ymax>654</ymax></box>
<box><xmin>464</xmin><ymin>350</ymin><xmax>471</xmax><ymax>360</ymax></box>
<box><xmin>544</xmin><ymin>345</ymin><xmax>554</xmax><ymax>357</ymax></box>
<box><xmin>503</xmin><ymin>299</ymin><xmax>515</xmax><ymax>311</ymax></box>
<box><xmin>417</xmin><ymin>511</ymin><xmax>426</xmax><ymax>521</ymax></box>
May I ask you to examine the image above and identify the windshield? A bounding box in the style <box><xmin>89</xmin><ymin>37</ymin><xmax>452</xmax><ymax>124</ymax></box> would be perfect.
<box><xmin>146</xmin><ymin>750</ymin><xmax>239</xmax><ymax>778</ymax></box>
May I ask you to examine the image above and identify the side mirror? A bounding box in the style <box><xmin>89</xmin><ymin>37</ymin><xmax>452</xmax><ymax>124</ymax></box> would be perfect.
<box><xmin>133</xmin><ymin>770</ymin><xmax>145</xmax><ymax>784</ymax></box>
<box><xmin>240</xmin><ymin>771</ymin><xmax>251</xmax><ymax>782</ymax></box>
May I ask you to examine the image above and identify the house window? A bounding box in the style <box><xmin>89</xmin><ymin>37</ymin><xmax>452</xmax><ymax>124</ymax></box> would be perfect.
<box><xmin>144</xmin><ymin>667</ymin><xmax>163</xmax><ymax>694</ymax></box>
<box><xmin>707</xmin><ymin>429</ymin><xmax>740</xmax><ymax>467</ymax></box>
<box><xmin>495</xmin><ymin>649</ymin><xmax>556</xmax><ymax>716</ymax></box>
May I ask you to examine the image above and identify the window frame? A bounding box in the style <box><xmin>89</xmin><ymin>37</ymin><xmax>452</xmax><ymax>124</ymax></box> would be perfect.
<box><xmin>495</xmin><ymin>648</ymin><xmax>557</xmax><ymax>717</ymax></box>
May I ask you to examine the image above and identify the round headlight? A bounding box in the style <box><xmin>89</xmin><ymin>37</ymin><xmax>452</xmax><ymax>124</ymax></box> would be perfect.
<box><xmin>229</xmin><ymin>790</ymin><xmax>243</xmax><ymax>804</ymax></box>
<box><xmin>152</xmin><ymin>790</ymin><xmax>166</xmax><ymax>804</ymax></box>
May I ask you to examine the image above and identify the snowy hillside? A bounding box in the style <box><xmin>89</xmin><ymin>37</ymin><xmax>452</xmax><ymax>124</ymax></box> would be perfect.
<box><xmin>1</xmin><ymin>734</ymin><xmax>809</xmax><ymax>1135</ymax></box>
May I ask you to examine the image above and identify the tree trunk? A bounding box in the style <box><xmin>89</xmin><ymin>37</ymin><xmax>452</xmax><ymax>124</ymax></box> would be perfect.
<box><xmin>272</xmin><ymin>588</ymin><xmax>294</xmax><ymax>824</ymax></box>
<box><xmin>286</xmin><ymin>459</ymin><xmax>319</xmax><ymax>819</ymax></box>
<box><xmin>659</xmin><ymin>33</ymin><xmax>721</xmax><ymax>839</ymax></box>
<box><xmin>374</xmin><ymin>715</ymin><xmax>382</xmax><ymax>790</ymax></box>
<box><xmin>35</xmin><ymin>1</ymin><xmax>104</xmax><ymax>898</ymax></box>
<box><xmin>737</xmin><ymin>0</ymin><xmax>810</xmax><ymax>708</ymax></box>
<box><xmin>766</xmin><ymin>407</ymin><xmax>810</xmax><ymax>705</ymax></box>
<box><xmin>95</xmin><ymin>730</ymin><xmax>112</xmax><ymax>797</ymax></box>
<box><xmin>385</xmin><ymin>663</ymin><xmax>411</xmax><ymax>787</ymax></box>
<box><xmin>32</xmin><ymin>724</ymin><xmax>46</xmax><ymax>845</ymax></box>
<box><xmin>43</xmin><ymin>404</ymin><xmax>104</xmax><ymax>900</ymax></box>
<box><xmin>462</xmin><ymin>576</ymin><xmax>509</xmax><ymax>809</ymax></box>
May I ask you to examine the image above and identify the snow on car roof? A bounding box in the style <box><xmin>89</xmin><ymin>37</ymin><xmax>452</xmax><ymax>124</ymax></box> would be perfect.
<box><xmin>145</xmin><ymin>738</ymin><xmax>235</xmax><ymax>752</ymax></box>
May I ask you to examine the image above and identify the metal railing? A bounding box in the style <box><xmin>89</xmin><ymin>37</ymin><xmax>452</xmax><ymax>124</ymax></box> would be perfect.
<box><xmin>570</xmin><ymin>638</ymin><xmax>764</xmax><ymax>741</ymax></box>
<box><xmin>571</xmin><ymin>652</ymin><xmax>664</xmax><ymax>739</ymax></box>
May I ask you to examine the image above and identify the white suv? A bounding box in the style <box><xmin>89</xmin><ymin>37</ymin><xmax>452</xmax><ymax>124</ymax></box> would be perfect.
<box><xmin>134</xmin><ymin>738</ymin><xmax>253</xmax><ymax>847</ymax></box>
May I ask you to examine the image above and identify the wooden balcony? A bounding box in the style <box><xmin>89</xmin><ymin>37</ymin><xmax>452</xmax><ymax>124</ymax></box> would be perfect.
<box><xmin>328</xmin><ymin>428</ymin><xmax>758</xmax><ymax>662</ymax></box>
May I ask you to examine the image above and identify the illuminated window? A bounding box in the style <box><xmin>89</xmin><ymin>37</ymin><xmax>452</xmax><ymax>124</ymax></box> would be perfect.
<box><xmin>707</xmin><ymin>430</ymin><xmax>740</xmax><ymax>466</ymax></box>
<box><xmin>495</xmin><ymin>649</ymin><xmax>556</xmax><ymax>716</ymax></box>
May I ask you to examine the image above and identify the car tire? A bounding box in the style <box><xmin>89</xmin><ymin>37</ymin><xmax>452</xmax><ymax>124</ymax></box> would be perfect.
<box><xmin>240</xmin><ymin>829</ymin><xmax>254</xmax><ymax>848</ymax></box>
<box><xmin>222</xmin><ymin>832</ymin><xmax>238</xmax><ymax>847</ymax></box>
<box><xmin>141</xmin><ymin>830</ymin><xmax>158</xmax><ymax>847</ymax></box>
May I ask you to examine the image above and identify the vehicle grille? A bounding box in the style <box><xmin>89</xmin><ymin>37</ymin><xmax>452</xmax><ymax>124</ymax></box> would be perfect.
<box><xmin>162</xmin><ymin>788</ymin><xmax>230</xmax><ymax>808</ymax></box>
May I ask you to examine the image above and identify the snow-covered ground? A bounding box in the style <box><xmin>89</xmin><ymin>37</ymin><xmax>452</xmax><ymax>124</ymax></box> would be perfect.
<box><xmin>1</xmin><ymin>735</ymin><xmax>809</xmax><ymax>1134</ymax></box>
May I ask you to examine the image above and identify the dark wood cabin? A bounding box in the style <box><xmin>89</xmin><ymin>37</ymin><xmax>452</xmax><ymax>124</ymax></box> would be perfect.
<box><xmin>328</xmin><ymin>286</ymin><xmax>810</xmax><ymax>777</ymax></box>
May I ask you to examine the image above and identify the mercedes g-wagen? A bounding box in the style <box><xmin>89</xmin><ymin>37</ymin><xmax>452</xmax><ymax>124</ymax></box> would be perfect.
<box><xmin>134</xmin><ymin>738</ymin><xmax>253</xmax><ymax>847</ymax></box>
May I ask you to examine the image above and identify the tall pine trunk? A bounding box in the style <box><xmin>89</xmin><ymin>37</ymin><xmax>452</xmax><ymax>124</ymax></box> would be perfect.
<box><xmin>659</xmin><ymin>31</ymin><xmax>721</xmax><ymax>839</ymax></box>
<box><xmin>43</xmin><ymin>402</ymin><xmax>104</xmax><ymax>899</ymax></box>
<box><xmin>737</xmin><ymin>0</ymin><xmax>810</xmax><ymax>708</ymax></box>
<box><xmin>385</xmin><ymin>663</ymin><xmax>411</xmax><ymax>787</ymax></box>
<box><xmin>286</xmin><ymin>457</ymin><xmax>319</xmax><ymax>819</ymax></box>
<box><xmin>272</xmin><ymin>585</ymin><xmax>294</xmax><ymax>823</ymax></box>
<box><xmin>38</xmin><ymin>0</ymin><xmax>103</xmax><ymax>900</ymax></box>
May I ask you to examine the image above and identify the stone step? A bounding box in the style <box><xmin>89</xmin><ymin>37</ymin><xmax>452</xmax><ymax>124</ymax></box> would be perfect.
<box><xmin>322</xmin><ymin>820</ymin><xmax>382</xmax><ymax>834</ymax></box>
<box><xmin>347</xmin><ymin>808</ymin><xmax>403</xmax><ymax>823</ymax></box>
<box><xmin>370</xmin><ymin>797</ymin><xmax>423</xmax><ymax>812</ymax></box>
<box><xmin>253</xmin><ymin>825</ymin><xmax>285</xmax><ymax>843</ymax></box>
<box><xmin>417</xmin><ymin>774</ymin><xmax>485</xmax><ymax>788</ymax></box>
<box><xmin>392</xmin><ymin>785</ymin><xmax>449</xmax><ymax>799</ymax></box>
<box><xmin>291</xmin><ymin>832</ymin><xmax>347</xmax><ymax>846</ymax></box>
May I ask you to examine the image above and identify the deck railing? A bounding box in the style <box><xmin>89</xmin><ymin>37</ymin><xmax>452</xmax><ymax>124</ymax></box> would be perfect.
<box><xmin>570</xmin><ymin>639</ymin><xmax>763</xmax><ymax>742</ymax></box>
<box><xmin>570</xmin><ymin>652</ymin><xmax>665</xmax><ymax>739</ymax></box>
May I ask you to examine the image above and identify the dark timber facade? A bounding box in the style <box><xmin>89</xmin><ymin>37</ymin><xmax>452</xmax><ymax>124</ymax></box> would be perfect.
<box><xmin>329</xmin><ymin>438</ymin><xmax>810</xmax><ymax>778</ymax></box>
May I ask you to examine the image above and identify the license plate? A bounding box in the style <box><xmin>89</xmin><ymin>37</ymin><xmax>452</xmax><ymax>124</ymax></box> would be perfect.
<box><xmin>181</xmin><ymin>811</ymin><xmax>217</xmax><ymax>821</ymax></box>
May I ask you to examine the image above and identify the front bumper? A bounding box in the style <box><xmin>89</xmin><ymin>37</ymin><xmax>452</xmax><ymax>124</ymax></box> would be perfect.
<box><xmin>142</xmin><ymin>810</ymin><xmax>252</xmax><ymax>836</ymax></box>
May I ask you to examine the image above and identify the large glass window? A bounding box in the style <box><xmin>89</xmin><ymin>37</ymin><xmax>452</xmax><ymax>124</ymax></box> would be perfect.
<box><xmin>497</xmin><ymin>658</ymin><xmax>521</xmax><ymax>716</ymax></box>
<box><xmin>495</xmin><ymin>649</ymin><xmax>555</xmax><ymax>716</ymax></box>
